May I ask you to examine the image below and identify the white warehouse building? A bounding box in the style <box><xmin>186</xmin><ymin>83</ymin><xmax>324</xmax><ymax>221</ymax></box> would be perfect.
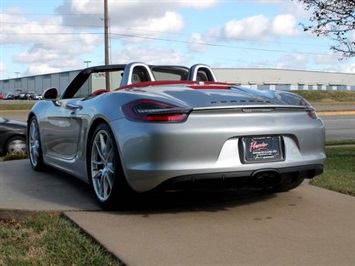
<box><xmin>213</xmin><ymin>68</ymin><xmax>355</xmax><ymax>91</ymax></box>
<box><xmin>0</xmin><ymin>67</ymin><xmax>354</xmax><ymax>96</ymax></box>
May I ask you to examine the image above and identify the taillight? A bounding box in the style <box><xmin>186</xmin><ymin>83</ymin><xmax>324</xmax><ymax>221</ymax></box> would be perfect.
<box><xmin>299</xmin><ymin>98</ymin><xmax>318</xmax><ymax>119</ymax></box>
<box><xmin>306</xmin><ymin>109</ymin><xmax>318</xmax><ymax>119</ymax></box>
<box><xmin>122</xmin><ymin>99</ymin><xmax>191</xmax><ymax>122</ymax></box>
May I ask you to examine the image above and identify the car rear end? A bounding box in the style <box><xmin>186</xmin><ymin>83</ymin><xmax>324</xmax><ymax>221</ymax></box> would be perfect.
<box><xmin>113</xmin><ymin>89</ymin><xmax>325</xmax><ymax>192</ymax></box>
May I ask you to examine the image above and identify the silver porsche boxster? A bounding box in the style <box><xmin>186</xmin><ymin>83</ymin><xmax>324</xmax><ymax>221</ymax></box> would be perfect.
<box><xmin>27</xmin><ymin>62</ymin><xmax>325</xmax><ymax>209</ymax></box>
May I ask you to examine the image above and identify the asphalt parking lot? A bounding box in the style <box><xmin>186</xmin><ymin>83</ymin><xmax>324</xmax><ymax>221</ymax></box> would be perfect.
<box><xmin>1</xmin><ymin>159</ymin><xmax>354</xmax><ymax>265</ymax></box>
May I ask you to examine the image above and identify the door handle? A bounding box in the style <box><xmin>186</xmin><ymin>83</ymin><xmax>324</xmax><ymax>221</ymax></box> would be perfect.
<box><xmin>65</xmin><ymin>103</ymin><xmax>83</xmax><ymax>116</ymax></box>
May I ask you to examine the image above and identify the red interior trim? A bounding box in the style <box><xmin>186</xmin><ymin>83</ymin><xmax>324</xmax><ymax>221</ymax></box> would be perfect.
<box><xmin>116</xmin><ymin>81</ymin><xmax>236</xmax><ymax>91</ymax></box>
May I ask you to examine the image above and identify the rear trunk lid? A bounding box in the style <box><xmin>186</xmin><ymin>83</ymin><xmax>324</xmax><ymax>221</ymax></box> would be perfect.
<box><xmin>125</xmin><ymin>83</ymin><xmax>306</xmax><ymax>110</ymax></box>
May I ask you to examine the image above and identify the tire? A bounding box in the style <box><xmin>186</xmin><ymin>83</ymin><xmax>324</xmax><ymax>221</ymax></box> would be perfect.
<box><xmin>6</xmin><ymin>136</ymin><xmax>27</xmax><ymax>154</ymax></box>
<box><xmin>88</xmin><ymin>123</ymin><xmax>133</xmax><ymax>210</ymax></box>
<box><xmin>28</xmin><ymin>116</ymin><xmax>45</xmax><ymax>170</ymax></box>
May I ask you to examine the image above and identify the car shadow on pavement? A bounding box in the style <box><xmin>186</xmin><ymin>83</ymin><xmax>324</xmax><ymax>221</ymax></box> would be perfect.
<box><xmin>1</xmin><ymin>159</ymin><xmax>276</xmax><ymax>213</ymax></box>
<box><xmin>0</xmin><ymin>159</ymin><xmax>100</xmax><ymax>211</ymax></box>
<box><xmin>111</xmin><ymin>188</ymin><xmax>277</xmax><ymax>215</ymax></box>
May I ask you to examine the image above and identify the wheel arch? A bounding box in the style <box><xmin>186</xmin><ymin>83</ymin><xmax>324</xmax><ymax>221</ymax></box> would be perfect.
<box><xmin>26</xmin><ymin>112</ymin><xmax>36</xmax><ymax>145</ymax></box>
<box><xmin>86</xmin><ymin>118</ymin><xmax>109</xmax><ymax>155</ymax></box>
<box><xmin>6</xmin><ymin>133</ymin><xmax>26</xmax><ymax>142</ymax></box>
<box><xmin>27</xmin><ymin>111</ymin><xmax>34</xmax><ymax>126</ymax></box>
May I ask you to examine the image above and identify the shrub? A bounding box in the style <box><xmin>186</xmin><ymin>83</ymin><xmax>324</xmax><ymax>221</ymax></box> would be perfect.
<box><xmin>2</xmin><ymin>152</ymin><xmax>29</xmax><ymax>161</ymax></box>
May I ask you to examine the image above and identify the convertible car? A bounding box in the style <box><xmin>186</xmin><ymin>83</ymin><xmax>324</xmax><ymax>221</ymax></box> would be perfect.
<box><xmin>27</xmin><ymin>62</ymin><xmax>325</xmax><ymax>209</ymax></box>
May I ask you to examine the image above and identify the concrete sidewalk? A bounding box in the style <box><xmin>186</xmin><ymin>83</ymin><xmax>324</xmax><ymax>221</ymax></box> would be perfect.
<box><xmin>66</xmin><ymin>185</ymin><xmax>355</xmax><ymax>266</ymax></box>
<box><xmin>0</xmin><ymin>159</ymin><xmax>100</xmax><ymax>211</ymax></box>
<box><xmin>1</xmin><ymin>159</ymin><xmax>354</xmax><ymax>265</ymax></box>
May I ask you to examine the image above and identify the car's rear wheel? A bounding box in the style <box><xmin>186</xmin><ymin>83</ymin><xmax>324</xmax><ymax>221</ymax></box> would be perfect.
<box><xmin>28</xmin><ymin>116</ymin><xmax>45</xmax><ymax>170</ymax></box>
<box><xmin>88</xmin><ymin>123</ymin><xmax>132</xmax><ymax>209</ymax></box>
<box><xmin>6</xmin><ymin>136</ymin><xmax>26</xmax><ymax>154</ymax></box>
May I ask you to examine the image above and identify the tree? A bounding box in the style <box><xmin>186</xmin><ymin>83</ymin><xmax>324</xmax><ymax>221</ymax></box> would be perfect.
<box><xmin>293</xmin><ymin>0</ymin><xmax>355</xmax><ymax>58</ymax></box>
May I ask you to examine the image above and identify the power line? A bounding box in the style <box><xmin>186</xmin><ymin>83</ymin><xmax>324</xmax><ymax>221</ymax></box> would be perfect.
<box><xmin>1</xmin><ymin>21</ymin><xmax>104</xmax><ymax>28</ymax></box>
<box><xmin>0</xmin><ymin>31</ymin><xmax>332</xmax><ymax>57</ymax></box>
<box><xmin>0</xmin><ymin>22</ymin><xmax>329</xmax><ymax>49</ymax></box>
<box><xmin>1</xmin><ymin>12</ymin><xmax>103</xmax><ymax>16</ymax></box>
<box><xmin>109</xmin><ymin>32</ymin><xmax>332</xmax><ymax>56</ymax></box>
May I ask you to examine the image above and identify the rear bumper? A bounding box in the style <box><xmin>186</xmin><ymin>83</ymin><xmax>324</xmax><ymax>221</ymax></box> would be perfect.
<box><xmin>153</xmin><ymin>164</ymin><xmax>323</xmax><ymax>191</ymax></box>
<box><xmin>112</xmin><ymin>111</ymin><xmax>325</xmax><ymax>192</ymax></box>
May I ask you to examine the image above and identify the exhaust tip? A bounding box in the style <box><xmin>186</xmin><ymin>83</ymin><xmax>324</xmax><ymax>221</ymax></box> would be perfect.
<box><xmin>250</xmin><ymin>170</ymin><xmax>281</xmax><ymax>189</ymax></box>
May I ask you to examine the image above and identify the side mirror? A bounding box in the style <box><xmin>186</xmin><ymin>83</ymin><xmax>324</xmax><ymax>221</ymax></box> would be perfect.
<box><xmin>43</xmin><ymin>87</ymin><xmax>58</xmax><ymax>100</ymax></box>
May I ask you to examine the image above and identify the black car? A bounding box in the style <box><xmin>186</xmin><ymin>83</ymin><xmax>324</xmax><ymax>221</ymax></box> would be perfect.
<box><xmin>0</xmin><ymin>117</ymin><xmax>27</xmax><ymax>155</ymax></box>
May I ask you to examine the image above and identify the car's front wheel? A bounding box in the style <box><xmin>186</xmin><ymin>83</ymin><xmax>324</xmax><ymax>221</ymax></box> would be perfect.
<box><xmin>28</xmin><ymin>116</ymin><xmax>45</xmax><ymax>170</ymax></box>
<box><xmin>88</xmin><ymin>123</ymin><xmax>132</xmax><ymax>209</ymax></box>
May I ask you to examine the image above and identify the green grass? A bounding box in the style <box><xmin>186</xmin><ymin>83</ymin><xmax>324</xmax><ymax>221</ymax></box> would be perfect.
<box><xmin>0</xmin><ymin>103</ymin><xmax>35</xmax><ymax>111</ymax></box>
<box><xmin>291</xmin><ymin>90</ymin><xmax>355</xmax><ymax>103</ymax></box>
<box><xmin>1</xmin><ymin>152</ymin><xmax>29</xmax><ymax>161</ymax></box>
<box><xmin>0</xmin><ymin>212</ymin><xmax>121</xmax><ymax>265</ymax></box>
<box><xmin>325</xmin><ymin>139</ymin><xmax>355</xmax><ymax>146</ymax></box>
<box><xmin>310</xmin><ymin>146</ymin><xmax>355</xmax><ymax>196</ymax></box>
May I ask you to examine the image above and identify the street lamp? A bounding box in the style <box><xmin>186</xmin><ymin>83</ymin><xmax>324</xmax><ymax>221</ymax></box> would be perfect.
<box><xmin>14</xmin><ymin>72</ymin><xmax>20</xmax><ymax>92</ymax></box>
<box><xmin>84</xmin><ymin>61</ymin><xmax>91</xmax><ymax>67</ymax></box>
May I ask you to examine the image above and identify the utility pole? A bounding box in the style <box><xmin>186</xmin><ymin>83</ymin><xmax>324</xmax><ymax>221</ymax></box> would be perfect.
<box><xmin>104</xmin><ymin>0</ymin><xmax>110</xmax><ymax>90</ymax></box>
<box><xmin>84</xmin><ymin>61</ymin><xmax>91</xmax><ymax>67</ymax></box>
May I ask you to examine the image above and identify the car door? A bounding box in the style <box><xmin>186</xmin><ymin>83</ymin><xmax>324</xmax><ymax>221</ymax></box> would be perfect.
<box><xmin>41</xmin><ymin>98</ymin><xmax>83</xmax><ymax>160</ymax></box>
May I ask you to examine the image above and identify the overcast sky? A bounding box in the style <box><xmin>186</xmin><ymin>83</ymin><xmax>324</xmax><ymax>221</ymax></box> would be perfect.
<box><xmin>1</xmin><ymin>0</ymin><xmax>354</xmax><ymax>79</ymax></box>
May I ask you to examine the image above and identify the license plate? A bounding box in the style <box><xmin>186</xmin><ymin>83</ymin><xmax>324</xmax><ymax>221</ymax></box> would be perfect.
<box><xmin>241</xmin><ymin>136</ymin><xmax>284</xmax><ymax>163</ymax></box>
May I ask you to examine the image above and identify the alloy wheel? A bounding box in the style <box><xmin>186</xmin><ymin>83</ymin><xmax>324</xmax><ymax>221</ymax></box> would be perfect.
<box><xmin>29</xmin><ymin>118</ymin><xmax>41</xmax><ymax>167</ymax></box>
<box><xmin>90</xmin><ymin>129</ymin><xmax>115</xmax><ymax>202</ymax></box>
